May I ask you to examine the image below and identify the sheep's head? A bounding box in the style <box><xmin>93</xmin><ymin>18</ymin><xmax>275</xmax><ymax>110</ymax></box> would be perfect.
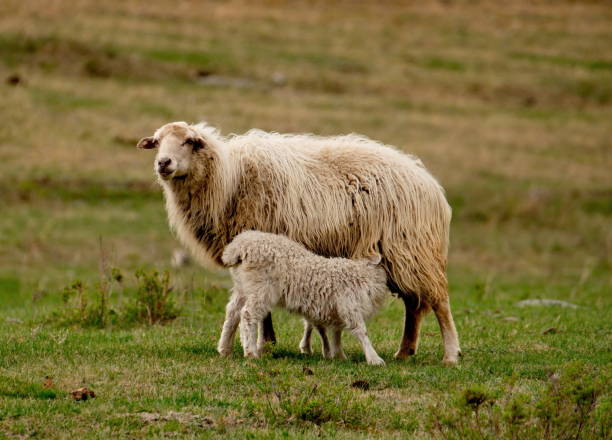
<box><xmin>137</xmin><ymin>122</ymin><xmax>206</xmax><ymax>181</ymax></box>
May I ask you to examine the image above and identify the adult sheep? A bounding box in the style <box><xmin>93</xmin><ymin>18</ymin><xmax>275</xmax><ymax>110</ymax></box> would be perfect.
<box><xmin>137</xmin><ymin>121</ymin><xmax>461</xmax><ymax>365</ymax></box>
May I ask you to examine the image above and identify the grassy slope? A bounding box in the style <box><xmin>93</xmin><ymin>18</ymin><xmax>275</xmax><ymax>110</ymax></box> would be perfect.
<box><xmin>0</xmin><ymin>0</ymin><xmax>610</xmax><ymax>438</ymax></box>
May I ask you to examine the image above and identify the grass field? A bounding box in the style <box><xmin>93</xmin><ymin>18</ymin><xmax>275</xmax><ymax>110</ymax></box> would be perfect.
<box><xmin>0</xmin><ymin>0</ymin><xmax>611</xmax><ymax>438</ymax></box>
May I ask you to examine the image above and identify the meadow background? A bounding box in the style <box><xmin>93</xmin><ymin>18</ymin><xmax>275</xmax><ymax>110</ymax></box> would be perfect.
<box><xmin>0</xmin><ymin>0</ymin><xmax>610</xmax><ymax>438</ymax></box>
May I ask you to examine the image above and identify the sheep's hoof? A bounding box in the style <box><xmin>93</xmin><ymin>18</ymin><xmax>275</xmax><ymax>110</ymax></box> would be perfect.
<box><xmin>335</xmin><ymin>351</ymin><xmax>348</xmax><ymax>361</ymax></box>
<box><xmin>393</xmin><ymin>349</ymin><xmax>415</xmax><ymax>360</ymax></box>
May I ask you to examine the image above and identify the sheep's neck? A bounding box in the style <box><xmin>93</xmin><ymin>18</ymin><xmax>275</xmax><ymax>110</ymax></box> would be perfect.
<box><xmin>166</xmin><ymin>175</ymin><xmax>227</xmax><ymax>264</ymax></box>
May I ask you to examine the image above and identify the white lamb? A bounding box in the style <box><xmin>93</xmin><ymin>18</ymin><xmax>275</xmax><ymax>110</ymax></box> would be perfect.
<box><xmin>217</xmin><ymin>231</ymin><xmax>389</xmax><ymax>365</ymax></box>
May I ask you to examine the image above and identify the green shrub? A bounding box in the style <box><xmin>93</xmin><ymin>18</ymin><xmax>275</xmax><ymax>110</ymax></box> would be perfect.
<box><xmin>125</xmin><ymin>269</ymin><xmax>178</xmax><ymax>325</ymax></box>
<box><xmin>426</xmin><ymin>362</ymin><xmax>610</xmax><ymax>440</ymax></box>
<box><xmin>48</xmin><ymin>268</ymin><xmax>179</xmax><ymax>328</ymax></box>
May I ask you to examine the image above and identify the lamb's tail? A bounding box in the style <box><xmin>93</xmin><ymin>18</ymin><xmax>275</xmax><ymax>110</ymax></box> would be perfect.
<box><xmin>221</xmin><ymin>242</ymin><xmax>243</xmax><ymax>267</ymax></box>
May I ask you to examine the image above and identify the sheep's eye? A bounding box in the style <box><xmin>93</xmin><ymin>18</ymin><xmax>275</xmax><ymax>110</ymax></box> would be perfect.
<box><xmin>183</xmin><ymin>139</ymin><xmax>195</xmax><ymax>146</ymax></box>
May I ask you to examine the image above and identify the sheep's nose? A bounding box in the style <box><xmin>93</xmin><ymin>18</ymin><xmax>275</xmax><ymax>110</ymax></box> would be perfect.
<box><xmin>157</xmin><ymin>158</ymin><xmax>172</xmax><ymax>169</ymax></box>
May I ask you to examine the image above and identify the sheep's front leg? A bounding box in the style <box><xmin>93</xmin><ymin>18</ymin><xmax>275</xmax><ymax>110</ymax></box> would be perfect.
<box><xmin>300</xmin><ymin>320</ymin><xmax>332</xmax><ymax>358</ymax></box>
<box><xmin>262</xmin><ymin>313</ymin><xmax>276</xmax><ymax>344</ymax></box>
<box><xmin>350</xmin><ymin>324</ymin><xmax>385</xmax><ymax>366</ymax></box>
<box><xmin>330</xmin><ymin>328</ymin><xmax>347</xmax><ymax>360</ymax></box>
<box><xmin>217</xmin><ymin>293</ymin><xmax>246</xmax><ymax>356</ymax></box>
<box><xmin>299</xmin><ymin>319</ymin><xmax>314</xmax><ymax>355</ymax></box>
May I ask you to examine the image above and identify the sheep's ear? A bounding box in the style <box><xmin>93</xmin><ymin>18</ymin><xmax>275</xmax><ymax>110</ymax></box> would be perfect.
<box><xmin>184</xmin><ymin>136</ymin><xmax>206</xmax><ymax>152</ymax></box>
<box><xmin>365</xmin><ymin>254</ymin><xmax>382</xmax><ymax>265</ymax></box>
<box><xmin>136</xmin><ymin>136</ymin><xmax>158</xmax><ymax>149</ymax></box>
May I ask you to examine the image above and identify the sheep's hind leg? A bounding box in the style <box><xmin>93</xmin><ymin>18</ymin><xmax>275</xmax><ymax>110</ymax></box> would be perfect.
<box><xmin>432</xmin><ymin>297</ymin><xmax>461</xmax><ymax>365</ymax></box>
<box><xmin>217</xmin><ymin>294</ymin><xmax>245</xmax><ymax>356</ymax></box>
<box><xmin>331</xmin><ymin>329</ymin><xmax>347</xmax><ymax>360</ymax></box>
<box><xmin>394</xmin><ymin>295</ymin><xmax>427</xmax><ymax>360</ymax></box>
<box><xmin>350</xmin><ymin>324</ymin><xmax>385</xmax><ymax>366</ymax></box>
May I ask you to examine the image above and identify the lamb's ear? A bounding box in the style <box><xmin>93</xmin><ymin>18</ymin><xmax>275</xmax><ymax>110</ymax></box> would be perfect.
<box><xmin>136</xmin><ymin>136</ymin><xmax>158</xmax><ymax>149</ymax></box>
<box><xmin>184</xmin><ymin>136</ymin><xmax>206</xmax><ymax>152</ymax></box>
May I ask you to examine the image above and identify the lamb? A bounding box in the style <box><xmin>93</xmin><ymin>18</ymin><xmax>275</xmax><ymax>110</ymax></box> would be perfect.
<box><xmin>137</xmin><ymin>121</ymin><xmax>461</xmax><ymax>365</ymax></box>
<box><xmin>218</xmin><ymin>231</ymin><xmax>389</xmax><ymax>365</ymax></box>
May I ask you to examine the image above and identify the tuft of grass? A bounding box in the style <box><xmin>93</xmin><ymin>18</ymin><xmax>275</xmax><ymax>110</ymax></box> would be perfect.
<box><xmin>48</xmin><ymin>268</ymin><xmax>179</xmax><ymax>328</ymax></box>
<box><xmin>257</xmin><ymin>380</ymin><xmax>376</xmax><ymax>429</ymax></box>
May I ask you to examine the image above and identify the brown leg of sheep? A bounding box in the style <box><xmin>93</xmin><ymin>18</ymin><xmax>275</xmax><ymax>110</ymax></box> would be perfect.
<box><xmin>262</xmin><ymin>312</ymin><xmax>276</xmax><ymax>344</ymax></box>
<box><xmin>432</xmin><ymin>297</ymin><xmax>461</xmax><ymax>365</ymax></box>
<box><xmin>394</xmin><ymin>296</ymin><xmax>427</xmax><ymax>360</ymax></box>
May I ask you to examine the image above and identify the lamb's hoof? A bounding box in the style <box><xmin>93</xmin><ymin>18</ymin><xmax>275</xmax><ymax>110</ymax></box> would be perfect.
<box><xmin>299</xmin><ymin>345</ymin><xmax>312</xmax><ymax>355</ymax></box>
<box><xmin>367</xmin><ymin>356</ymin><xmax>386</xmax><ymax>366</ymax></box>
<box><xmin>217</xmin><ymin>347</ymin><xmax>232</xmax><ymax>357</ymax></box>
<box><xmin>443</xmin><ymin>356</ymin><xmax>459</xmax><ymax>366</ymax></box>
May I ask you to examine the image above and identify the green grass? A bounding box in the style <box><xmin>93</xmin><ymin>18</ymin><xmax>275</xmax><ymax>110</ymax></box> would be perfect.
<box><xmin>0</xmin><ymin>0</ymin><xmax>610</xmax><ymax>438</ymax></box>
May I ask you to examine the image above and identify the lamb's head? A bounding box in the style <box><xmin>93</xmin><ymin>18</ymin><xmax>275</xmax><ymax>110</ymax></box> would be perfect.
<box><xmin>137</xmin><ymin>122</ymin><xmax>206</xmax><ymax>181</ymax></box>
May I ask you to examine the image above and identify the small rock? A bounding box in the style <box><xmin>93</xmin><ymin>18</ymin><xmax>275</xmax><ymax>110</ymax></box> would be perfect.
<box><xmin>71</xmin><ymin>387</ymin><xmax>95</xmax><ymax>401</ymax></box>
<box><xmin>351</xmin><ymin>380</ymin><xmax>370</xmax><ymax>391</ymax></box>
<box><xmin>516</xmin><ymin>299</ymin><xmax>579</xmax><ymax>309</ymax></box>
<box><xmin>302</xmin><ymin>366</ymin><xmax>314</xmax><ymax>376</ymax></box>
<box><xmin>501</xmin><ymin>316</ymin><xmax>520</xmax><ymax>322</ymax></box>
<box><xmin>6</xmin><ymin>74</ymin><xmax>22</xmax><ymax>86</ymax></box>
<box><xmin>271</xmin><ymin>71</ymin><xmax>287</xmax><ymax>86</ymax></box>
<box><xmin>542</xmin><ymin>327</ymin><xmax>560</xmax><ymax>335</ymax></box>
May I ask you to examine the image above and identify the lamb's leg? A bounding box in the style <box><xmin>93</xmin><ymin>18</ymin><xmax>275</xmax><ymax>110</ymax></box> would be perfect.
<box><xmin>394</xmin><ymin>295</ymin><xmax>427</xmax><ymax>360</ymax></box>
<box><xmin>315</xmin><ymin>325</ymin><xmax>331</xmax><ymax>358</ymax></box>
<box><xmin>432</xmin><ymin>297</ymin><xmax>461</xmax><ymax>365</ymax></box>
<box><xmin>217</xmin><ymin>293</ymin><xmax>246</xmax><ymax>356</ymax></box>
<box><xmin>239</xmin><ymin>307</ymin><xmax>259</xmax><ymax>358</ymax></box>
<box><xmin>256</xmin><ymin>320</ymin><xmax>265</xmax><ymax>354</ymax></box>
<box><xmin>262</xmin><ymin>313</ymin><xmax>276</xmax><ymax>344</ymax></box>
<box><xmin>299</xmin><ymin>319</ymin><xmax>314</xmax><ymax>355</ymax></box>
<box><xmin>330</xmin><ymin>328</ymin><xmax>347</xmax><ymax>360</ymax></box>
<box><xmin>350</xmin><ymin>323</ymin><xmax>385</xmax><ymax>366</ymax></box>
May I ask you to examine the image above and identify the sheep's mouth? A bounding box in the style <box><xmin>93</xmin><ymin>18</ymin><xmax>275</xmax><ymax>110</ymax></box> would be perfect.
<box><xmin>158</xmin><ymin>170</ymin><xmax>175</xmax><ymax>179</ymax></box>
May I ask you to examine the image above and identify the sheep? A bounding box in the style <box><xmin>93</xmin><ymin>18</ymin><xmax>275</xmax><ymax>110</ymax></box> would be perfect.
<box><xmin>136</xmin><ymin>121</ymin><xmax>461</xmax><ymax>365</ymax></box>
<box><xmin>218</xmin><ymin>231</ymin><xmax>389</xmax><ymax>365</ymax></box>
